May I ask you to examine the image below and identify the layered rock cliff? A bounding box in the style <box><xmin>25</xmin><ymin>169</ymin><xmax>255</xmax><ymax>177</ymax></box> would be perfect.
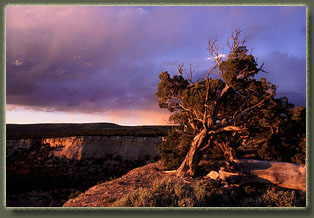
<box><xmin>7</xmin><ymin>135</ymin><xmax>162</xmax><ymax>162</ymax></box>
<box><xmin>6</xmin><ymin>134</ymin><xmax>164</xmax><ymax>207</ymax></box>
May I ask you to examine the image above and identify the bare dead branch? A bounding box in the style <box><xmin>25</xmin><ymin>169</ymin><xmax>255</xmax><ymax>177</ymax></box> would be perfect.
<box><xmin>178</xmin><ymin>64</ymin><xmax>184</xmax><ymax>76</ymax></box>
<box><xmin>227</xmin><ymin>28</ymin><xmax>247</xmax><ymax>56</ymax></box>
<box><xmin>206</xmin><ymin>60</ymin><xmax>219</xmax><ymax>81</ymax></box>
<box><xmin>186</xmin><ymin>64</ymin><xmax>193</xmax><ymax>83</ymax></box>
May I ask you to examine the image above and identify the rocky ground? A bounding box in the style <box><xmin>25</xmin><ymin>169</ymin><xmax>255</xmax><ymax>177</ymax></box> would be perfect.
<box><xmin>6</xmin><ymin>123</ymin><xmax>306</xmax><ymax>208</ymax></box>
<box><xmin>63</xmin><ymin>161</ymin><xmax>178</xmax><ymax>207</ymax></box>
<box><xmin>63</xmin><ymin>160</ymin><xmax>306</xmax><ymax>207</ymax></box>
<box><xmin>6</xmin><ymin>140</ymin><xmax>150</xmax><ymax>207</ymax></box>
<box><xmin>7</xmin><ymin>141</ymin><xmax>306</xmax><ymax>208</ymax></box>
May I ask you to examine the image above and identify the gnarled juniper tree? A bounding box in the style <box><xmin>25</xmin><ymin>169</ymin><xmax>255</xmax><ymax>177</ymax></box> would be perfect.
<box><xmin>156</xmin><ymin>29</ymin><xmax>285</xmax><ymax>177</ymax></box>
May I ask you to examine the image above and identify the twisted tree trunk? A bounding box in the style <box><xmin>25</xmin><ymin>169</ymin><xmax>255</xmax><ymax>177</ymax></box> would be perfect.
<box><xmin>176</xmin><ymin>129</ymin><xmax>208</xmax><ymax>177</ymax></box>
<box><xmin>176</xmin><ymin>132</ymin><xmax>306</xmax><ymax>192</ymax></box>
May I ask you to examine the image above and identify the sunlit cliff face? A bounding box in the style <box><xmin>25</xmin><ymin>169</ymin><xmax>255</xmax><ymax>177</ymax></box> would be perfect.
<box><xmin>7</xmin><ymin>136</ymin><xmax>163</xmax><ymax>161</ymax></box>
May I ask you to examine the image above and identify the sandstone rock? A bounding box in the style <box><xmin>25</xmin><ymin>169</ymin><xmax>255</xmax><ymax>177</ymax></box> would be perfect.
<box><xmin>7</xmin><ymin>136</ymin><xmax>162</xmax><ymax>162</ymax></box>
<box><xmin>7</xmin><ymin>135</ymin><xmax>163</xmax><ymax>207</ymax></box>
<box><xmin>205</xmin><ymin>171</ymin><xmax>220</xmax><ymax>180</ymax></box>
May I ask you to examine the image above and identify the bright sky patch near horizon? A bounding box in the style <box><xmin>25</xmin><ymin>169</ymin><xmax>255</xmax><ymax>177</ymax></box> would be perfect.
<box><xmin>5</xmin><ymin>6</ymin><xmax>306</xmax><ymax>125</ymax></box>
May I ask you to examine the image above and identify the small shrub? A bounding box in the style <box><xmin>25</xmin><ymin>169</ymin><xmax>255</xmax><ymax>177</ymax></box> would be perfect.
<box><xmin>259</xmin><ymin>186</ymin><xmax>305</xmax><ymax>207</ymax></box>
<box><xmin>112</xmin><ymin>188</ymin><xmax>156</xmax><ymax>207</ymax></box>
<box><xmin>159</xmin><ymin>129</ymin><xmax>192</xmax><ymax>170</ymax></box>
<box><xmin>109</xmin><ymin>176</ymin><xmax>117</xmax><ymax>181</ymax></box>
<box><xmin>193</xmin><ymin>180</ymin><xmax>208</xmax><ymax>204</ymax></box>
<box><xmin>291</xmin><ymin>138</ymin><xmax>306</xmax><ymax>164</ymax></box>
<box><xmin>112</xmin><ymin>177</ymin><xmax>193</xmax><ymax>207</ymax></box>
<box><xmin>109</xmin><ymin>177</ymin><xmax>305</xmax><ymax>207</ymax></box>
<box><xmin>150</xmin><ymin>177</ymin><xmax>184</xmax><ymax>206</ymax></box>
<box><xmin>68</xmin><ymin>190</ymin><xmax>81</xmax><ymax>200</ymax></box>
<box><xmin>101</xmin><ymin>196</ymin><xmax>117</xmax><ymax>206</ymax></box>
<box><xmin>193</xmin><ymin>179</ymin><xmax>233</xmax><ymax>207</ymax></box>
<box><xmin>111</xmin><ymin>177</ymin><xmax>234</xmax><ymax>207</ymax></box>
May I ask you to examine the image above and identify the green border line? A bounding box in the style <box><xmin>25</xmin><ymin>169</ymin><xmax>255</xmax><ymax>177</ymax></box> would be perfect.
<box><xmin>0</xmin><ymin>1</ymin><xmax>312</xmax><ymax>217</ymax></box>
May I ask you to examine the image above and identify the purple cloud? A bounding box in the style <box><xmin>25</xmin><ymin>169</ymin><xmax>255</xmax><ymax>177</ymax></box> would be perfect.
<box><xmin>6</xmin><ymin>6</ymin><xmax>306</xmax><ymax>119</ymax></box>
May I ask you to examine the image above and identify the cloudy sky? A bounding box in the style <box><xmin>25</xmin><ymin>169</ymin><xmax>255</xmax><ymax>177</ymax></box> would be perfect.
<box><xmin>6</xmin><ymin>6</ymin><xmax>306</xmax><ymax>125</ymax></box>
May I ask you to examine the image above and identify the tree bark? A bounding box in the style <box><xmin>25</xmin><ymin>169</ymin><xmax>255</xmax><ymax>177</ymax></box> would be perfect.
<box><xmin>206</xmin><ymin>159</ymin><xmax>306</xmax><ymax>192</ymax></box>
<box><xmin>176</xmin><ymin>129</ymin><xmax>208</xmax><ymax>177</ymax></box>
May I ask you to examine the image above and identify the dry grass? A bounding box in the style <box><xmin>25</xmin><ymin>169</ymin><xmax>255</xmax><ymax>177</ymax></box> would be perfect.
<box><xmin>64</xmin><ymin>161</ymin><xmax>306</xmax><ymax>207</ymax></box>
<box><xmin>108</xmin><ymin>176</ymin><xmax>306</xmax><ymax>207</ymax></box>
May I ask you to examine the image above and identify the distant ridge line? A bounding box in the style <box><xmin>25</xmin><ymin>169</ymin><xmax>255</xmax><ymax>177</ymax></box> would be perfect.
<box><xmin>6</xmin><ymin>123</ymin><xmax>175</xmax><ymax>139</ymax></box>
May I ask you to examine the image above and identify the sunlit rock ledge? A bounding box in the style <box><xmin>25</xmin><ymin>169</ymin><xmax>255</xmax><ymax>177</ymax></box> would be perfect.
<box><xmin>7</xmin><ymin>136</ymin><xmax>162</xmax><ymax>162</ymax></box>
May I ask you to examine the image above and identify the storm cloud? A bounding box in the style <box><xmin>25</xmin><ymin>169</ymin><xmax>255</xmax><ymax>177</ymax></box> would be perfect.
<box><xmin>6</xmin><ymin>6</ymin><xmax>306</xmax><ymax>124</ymax></box>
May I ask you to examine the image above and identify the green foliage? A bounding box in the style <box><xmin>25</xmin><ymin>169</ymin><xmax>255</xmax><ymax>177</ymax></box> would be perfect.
<box><xmin>68</xmin><ymin>190</ymin><xmax>81</xmax><ymax>200</ymax></box>
<box><xmin>155</xmin><ymin>32</ymin><xmax>306</xmax><ymax>171</ymax></box>
<box><xmin>155</xmin><ymin>72</ymin><xmax>189</xmax><ymax>112</ymax></box>
<box><xmin>257</xmin><ymin>105</ymin><xmax>306</xmax><ymax>164</ymax></box>
<box><xmin>258</xmin><ymin>134</ymin><xmax>290</xmax><ymax>162</ymax></box>
<box><xmin>159</xmin><ymin>129</ymin><xmax>192</xmax><ymax>170</ymax></box>
<box><xmin>219</xmin><ymin>49</ymin><xmax>260</xmax><ymax>93</ymax></box>
<box><xmin>291</xmin><ymin>138</ymin><xmax>306</xmax><ymax>164</ymax></box>
<box><xmin>291</xmin><ymin>106</ymin><xmax>306</xmax><ymax>164</ymax></box>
